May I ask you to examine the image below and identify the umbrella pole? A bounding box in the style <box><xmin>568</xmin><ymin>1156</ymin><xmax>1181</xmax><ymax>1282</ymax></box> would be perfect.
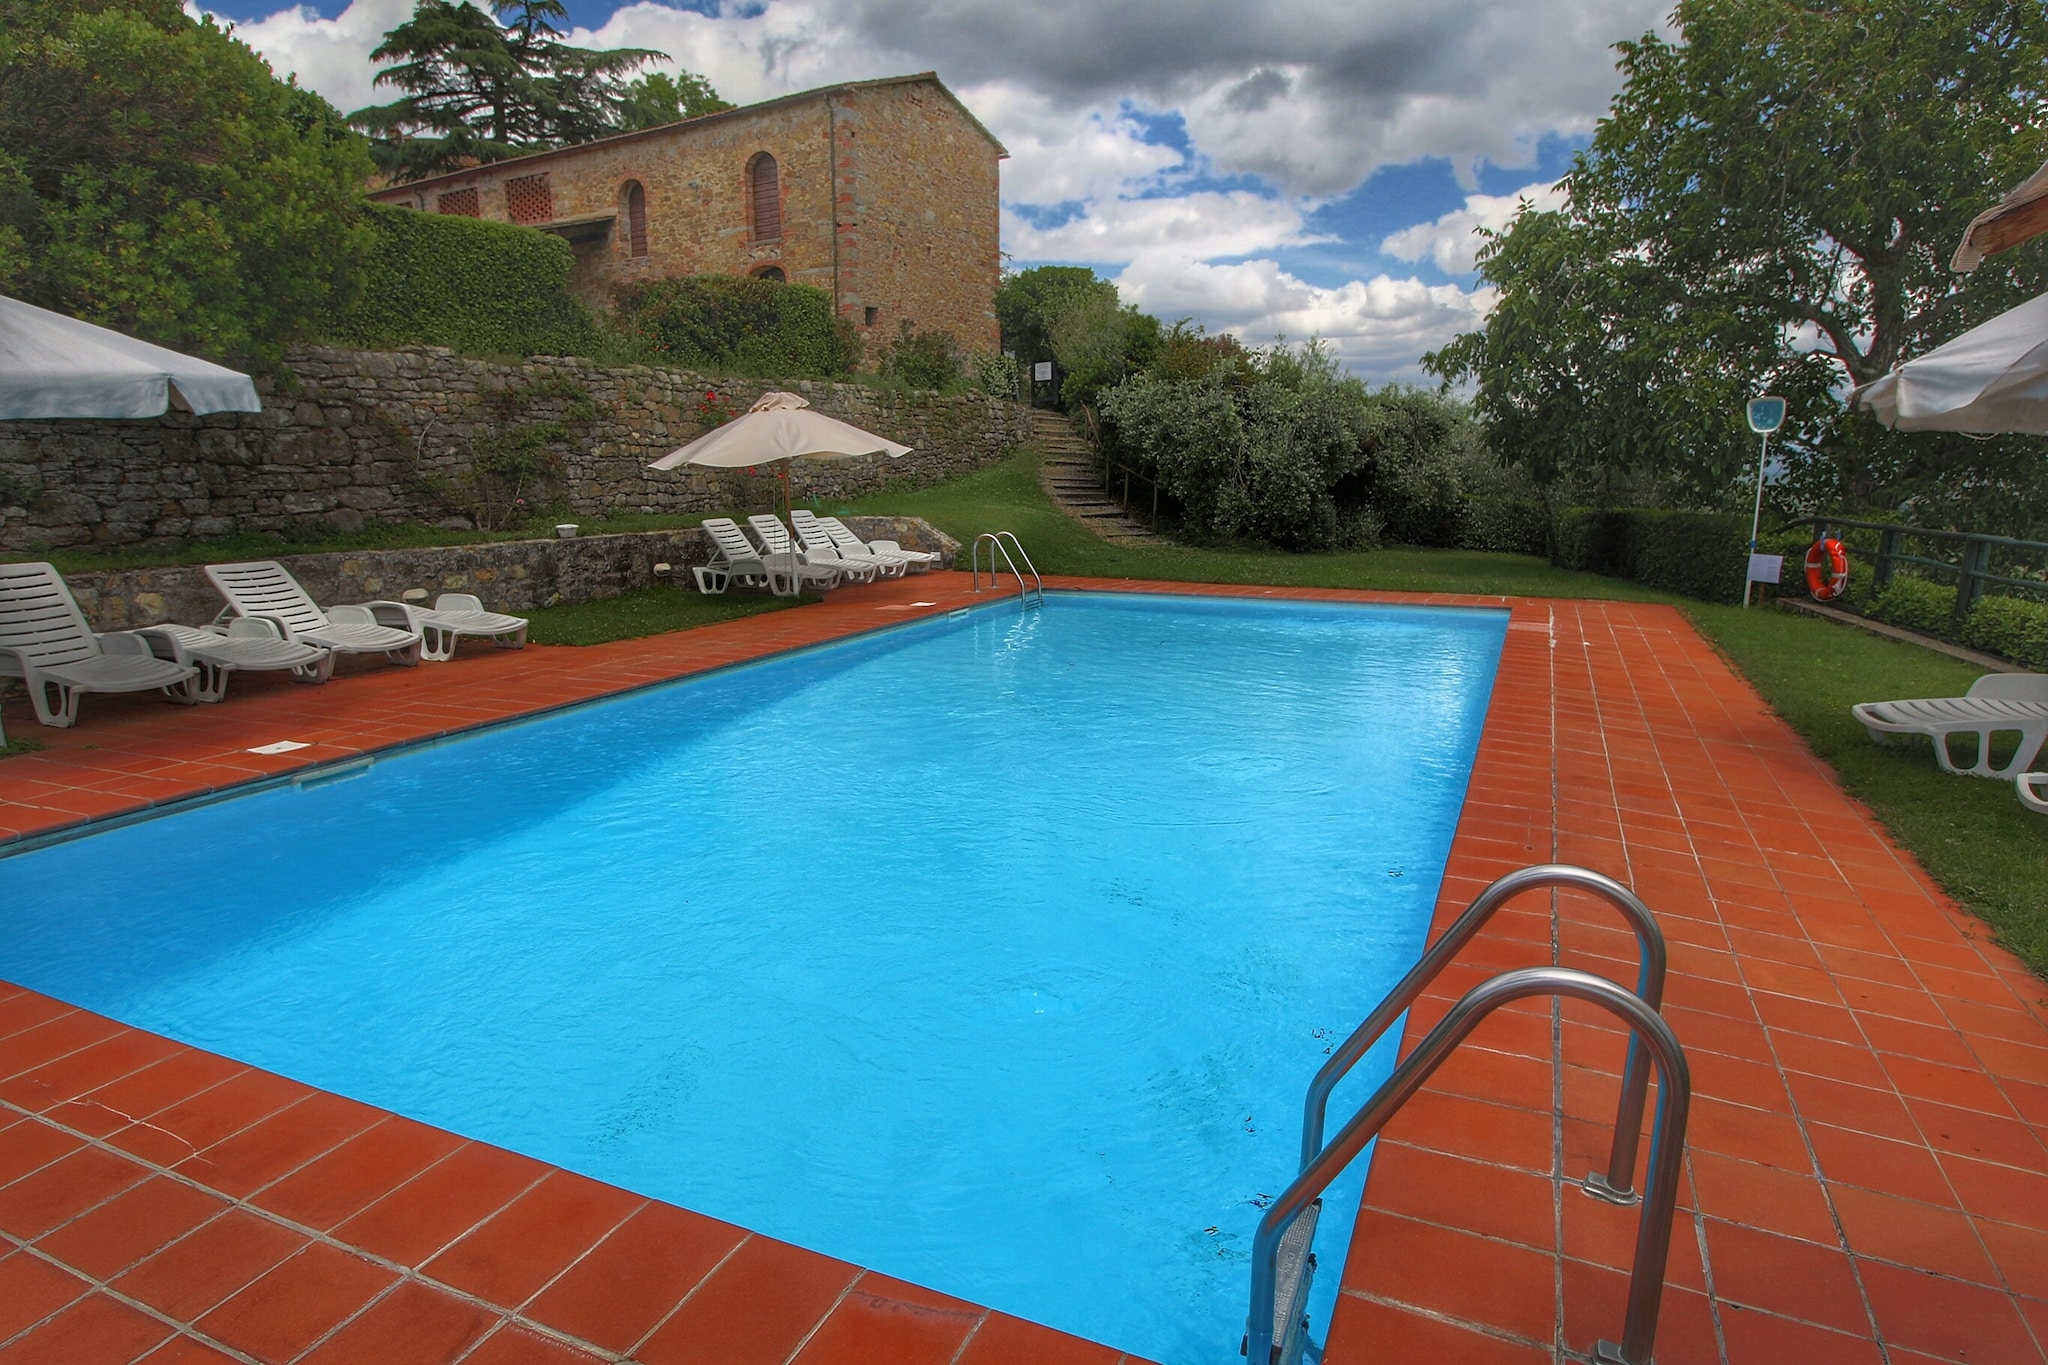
<box><xmin>1743</xmin><ymin>430</ymin><xmax>1770</xmax><ymax>608</ymax></box>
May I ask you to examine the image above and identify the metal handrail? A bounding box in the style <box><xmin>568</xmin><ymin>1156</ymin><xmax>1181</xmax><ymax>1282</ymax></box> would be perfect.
<box><xmin>1246</xmin><ymin>966</ymin><xmax>1691</xmax><ymax>1365</ymax></box>
<box><xmin>971</xmin><ymin>531</ymin><xmax>1044</xmax><ymax>604</ymax></box>
<box><xmin>1299</xmin><ymin>865</ymin><xmax>1666</xmax><ymax>1205</ymax></box>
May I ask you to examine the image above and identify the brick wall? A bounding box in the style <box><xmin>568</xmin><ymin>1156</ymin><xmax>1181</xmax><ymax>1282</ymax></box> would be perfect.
<box><xmin>0</xmin><ymin>347</ymin><xmax>1033</xmax><ymax>553</ymax></box>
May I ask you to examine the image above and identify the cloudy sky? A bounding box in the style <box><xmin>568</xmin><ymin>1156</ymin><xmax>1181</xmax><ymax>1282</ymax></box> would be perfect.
<box><xmin>206</xmin><ymin>0</ymin><xmax>1671</xmax><ymax>381</ymax></box>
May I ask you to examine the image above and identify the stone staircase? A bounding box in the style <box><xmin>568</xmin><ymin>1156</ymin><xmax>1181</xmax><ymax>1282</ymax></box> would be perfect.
<box><xmin>1028</xmin><ymin>409</ymin><xmax>1162</xmax><ymax>545</ymax></box>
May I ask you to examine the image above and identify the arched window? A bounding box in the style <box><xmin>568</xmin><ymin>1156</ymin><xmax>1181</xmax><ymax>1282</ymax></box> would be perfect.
<box><xmin>623</xmin><ymin>181</ymin><xmax>648</xmax><ymax>258</ymax></box>
<box><xmin>748</xmin><ymin>152</ymin><xmax>781</xmax><ymax>243</ymax></box>
<box><xmin>753</xmin><ymin>266</ymin><xmax>786</xmax><ymax>283</ymax></box>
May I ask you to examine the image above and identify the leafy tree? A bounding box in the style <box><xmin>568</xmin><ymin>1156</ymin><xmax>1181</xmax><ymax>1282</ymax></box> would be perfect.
<box><xmin>0</xmin><ymin>0</ymin><xmax>374</xmax><ymax>360</ymax></box>
<box><xmin>1049</xmin><ymin>288</ymin><xmax>1162</xmax><ymax>409</ymax></box>
<box><xmin>1427</xmin><ymin>0</ymin><xmax>2048</xmax><ymax>533</ymax></box>
<box><xmin>350</xmin><ymin>0</ymin><xmax>668</xmax><ymax>179</ymax></box>
<box><xmin>993</xmin><ymin>265</ymin><xmax>1116</xmax><ymax>363</ymax></box>
<box><xmin>617</xmin><ymin>70</ymin><xmax>733</xmax><ymax>130</ymax></box>
<box><xmin>876</xmin><ymin>322</ymin><xmax>964</xmax><ymax>391</ymax></box>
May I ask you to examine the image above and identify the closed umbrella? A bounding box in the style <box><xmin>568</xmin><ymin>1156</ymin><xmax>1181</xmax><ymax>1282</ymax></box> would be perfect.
<box><xmin>1853</xmin><ymin>290</ymin><xmax>2048</xmax><ymax>434</ymax></box>
<box><xmin>0</xmin><ymin>295</ymin><xmax>261</xmax><ymax>419</ymax></box>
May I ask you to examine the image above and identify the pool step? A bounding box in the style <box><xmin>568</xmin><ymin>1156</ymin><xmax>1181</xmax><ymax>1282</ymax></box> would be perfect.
<box><xmin>1243</xmin><ymin>1198</ymin><xmax>1319</xmax><ymax>1365</ymax></box>
<box><xmin>1028</xmin><ymin>410</ymin><xmax>1162</xmax><ymax>545</ymax></box>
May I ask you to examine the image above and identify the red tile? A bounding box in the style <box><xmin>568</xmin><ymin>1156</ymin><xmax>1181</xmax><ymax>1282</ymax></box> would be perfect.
<box><xmin>195</xmin><ymin>1242</ymin><xmax>397</xmax><ymax>1364</ymax></box>
<box><xmin>1685</xmin><ymin>1151</ymin><xmax>1839</xmax><ymax>1244</ymax></box>
<box><xmin>67</xmin><ymin>1049</ymin><xmax>245</xmax><ymax>1136</ymax></box>
<box><xmin>0</xmin><ymin>1250</ymin><xmax>91</xmax><ymax>1341</ymax></box>
<box><xmin>177</xmin><ymin>1090</ymin><xmax>382</xmax><ymax>1198</ymax></box>
<box><xmin>0</xmin><ymin>1029</ymin><xmax>180</xmax><ymax>1113</ymax></box>
<box><xmin>1323</xmin><ymin>1292</ymin><xmax>1550</xmax><ymax>1363</ymax></box>
<box><xmin>1698</xmin><ymin>1219</ymin><xmax>1870</xmax><ymax>1335</ymax></box>
<box><xmin>0</xmin><ymin>1143</ymin><xmax>149</xmax><ymax>1239</ymax></box>
<box><xmin>34</xmin><ymin>1176</ymin><xmax>229</xmax><ymax>1281</ymax></box>
<box><xmin>134</xmin><ymin>1335</ymin><xmax>250</xmax><ymax>1364</ymax></box>
<box><xmin>1358</xmin><ymin>1142</ymin><xmax>1554</xmax><ymax>1251</ymax></box>
<box><xmin>0</xmin><ymin>1291</ymin><xmax>173</xmax><ymax>1365</ymax></box>
<box><xmin>1905</xmin><ymin>1095</ymin><xmax>2048</xmax><ymax>1170</ymax></box>
<box><xmin>295</xmin><ymin>1279</ymin><xmax>500</xmax><ymax>1365</ymax></box>
<box><xmin>635</xmin><ymin>1236</ymin><xmax>859</xmax><ymax>1365</ymax></box>
<box><xmin>109</xmin><ymin>1067</ymin><xmax>307</xmax><ymax>1166</ymax></box>
<box><xmin>113</xmin><ymin>1209</ymin><xmax>308</xmax><ymax>1321</ymax></box>
<box><xmin>251</xmin><ymin>1116</ymin><xmax>463</xmax><ymax>1232</ymax></box>
<box><xmin>790</xmin><ymin>1272</ymin><xmax>982</xmax><ymax>1365</ymax></box>
<box><xmin>1340</xmin><ymin>1212</ymin><xmax>1555</xmax><ymax>1343</ymax></box>
<box><xmin>952</xmin><ymin>1312</ymin><xmax>1122</xmax><ymax>1365</ymax></box>
<box><xmin>1804</xmin><ymin>1124</ymin><xmax>1953</xmax><ymax>1207</ymax></box>
<box><xmin>1974</xmin><ymin>1216</ymin><xmax>2048</xmax><ymax>1302</ymax></box>
<box><xmin>1716</xmin><ymin>1305</ymin><xmax>1886</xmax><ymax>1365</ymax></box>
<box><xmin>421</xmin><ymin>1170</ymin><xmax>640</xmax><ymax>1308</ymax></box>
<box><xmin>0</xmin><ymin>1121</ymin><xmax>81</xmax><ymax>1188</ymax></box>
<box><xmin>523</xmin><ymin>1201</ymin><xmax>745</xmax><ymax>1352</ymax></box>
<box><xmin>1856</xmin><ymin>1258</ymin><xmax>2043</xmax><ymax>1363</ymax></box>
<box><xmin>458</xmin><ymin>1323</ymin><xmax>609</xmax><ymax>1365</ymax></box>
<box><xmin>334</xmin><ymin>1141</ymin><xmax>546</xmax><ymax>1269</ymax></box>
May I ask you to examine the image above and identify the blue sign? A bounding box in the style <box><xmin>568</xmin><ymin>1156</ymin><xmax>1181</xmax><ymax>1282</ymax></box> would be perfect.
<box><xmin>1747</xmin><ymin>396</ymin><xmax>1787</xmax><ymax>434</ymax></box>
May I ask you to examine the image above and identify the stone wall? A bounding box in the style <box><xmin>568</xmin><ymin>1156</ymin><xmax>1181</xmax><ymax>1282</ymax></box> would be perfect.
<box><xmin>0</xmin><ymin>345</ymin><xmax>1030</xmax><ymax>552</ymax></box>
<box><xmin>63</xmin><ymin>517</ymin><xmax>960</xmax><ymax>631</ymax></box>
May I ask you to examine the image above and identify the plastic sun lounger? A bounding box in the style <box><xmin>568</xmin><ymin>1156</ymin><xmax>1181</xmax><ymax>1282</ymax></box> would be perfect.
<box><xmin>2020</xmin><ymin>772</ymin><xmax>2048</xmax><ymax>815</ymax></box>
<box><xmin>204</xmin><ymin>560</ymin><xmax>425</xmax><ymax>667</ymax></box>
<box><xmin>698</xmin><ymin>518</ymin><xmax>837</xmax><ymax>596</ymax></box>
<box><xmin>389</xmin><ymin>594</ymin><xmax>528</xmax><ymax>662</ymax></box>
<box><xmin>790</xmin><ymin>510</ymin><xmax>908</xmax><ymax>578</ymax></box>
<box><xmin>137</xmin><ymin>619</ymin><xmax>334</xmax><ymax>701</ymax></box>
<box><xmin>750</xmin><ymin>514</ymin><xmax>877</xmax><ymax>584</ymax></box>
<box><xmin>0</xmin><ymin>561</ymin><xmax>198</xmax><ymax>727</ymax></box>
<box><xmin>816</xmin><ymin>515</ymin><xmax>940</xmax><ymax>573</ymax></box>
<box><xmin>1852</xmin><ymin>672</ymin><xmax>2048</xmax><ymax>779</ymax></box>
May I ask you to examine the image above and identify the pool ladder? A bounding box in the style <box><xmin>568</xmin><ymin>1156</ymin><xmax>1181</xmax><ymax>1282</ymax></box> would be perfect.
<box><xmin>971</xmin><ymin>531</ymin><xmax>1043</xmax><ymax>606</ymax></box>
<box><xmin>1244</xmin><ymin>865</ymin><xmax>1691</xmax><ymax>1365</ymax></box>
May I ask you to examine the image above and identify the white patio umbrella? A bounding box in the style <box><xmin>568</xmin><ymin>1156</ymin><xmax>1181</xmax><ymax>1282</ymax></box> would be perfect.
<box><xmin>0</xmin><ymin>295</ymin><xmax>261</xmax><ymax>419</ymax></box>
<box><xmin>1853</xmin><ymin>290</ymin><xmax>2048</xmax><ymax>434</ymax></box>
<box><xmin>647</xmin><ymin>390</ymin><xmax>911</xmax><ymax>469</ymax></box>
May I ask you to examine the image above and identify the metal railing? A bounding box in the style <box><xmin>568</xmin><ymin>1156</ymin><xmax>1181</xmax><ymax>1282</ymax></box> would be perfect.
<box><xmin>1299</xmin><ymin>865</ymin><xmax>1667</xmax><ymax>1204</ymax></box>
<box><xmin>1787</xmin><ymin>515</ymin><xmax>2048</xmax><ymax>631</ymax></box>
<box><xmin>971</xmin><ymin>531</ymin><xmax>1043</xmax><ymax>605</ymax></box>
<box><xmin>1078</xmin><ymin>405</ymin><xmax>1168</xmax><ymax>528</ymax></box>
<box><xmin>1245</xmin><ymin>966</ymin><xmax>1691</xmax><ymax>1365</ymax></box>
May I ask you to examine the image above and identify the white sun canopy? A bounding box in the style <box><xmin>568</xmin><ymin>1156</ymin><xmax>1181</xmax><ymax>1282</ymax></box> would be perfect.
<box><xmin>648</xmin><ymin>390</ymin><xmax>911</xmax><ymax>469</ymax></box>
<box><xmin>0</xmin><ymin>295</ymin><xmax>262</xmax><ymax>420</ymax></box>
<box><xmin>1854</xmin><ymin>290</ymin><xmax>2048</xmax><ymax>435</ymax></box>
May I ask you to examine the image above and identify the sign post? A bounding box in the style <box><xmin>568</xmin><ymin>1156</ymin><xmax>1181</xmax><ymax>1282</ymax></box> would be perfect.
<box><xmin>1743</xmin><ymin>396</ymin><xmax>1787</xmax><ymax>607</ymax></box>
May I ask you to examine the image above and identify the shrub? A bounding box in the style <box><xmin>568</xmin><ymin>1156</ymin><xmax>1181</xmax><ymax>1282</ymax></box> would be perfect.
<box><xmin>876</xmin><ymin>323</ymin><xmax>964</xmax><ymax>391</ymax></box>
<box><xmin>1958</xmin><ymin>593</ymin><xmax>2048</xmax><ymax>670</ymax></box>
<box><xmin>1867</xmin><ymin>575</ymin><xmax>1957</xmax><ymax>634</ymax></box>
<box><xmin>1550</xmin><ymin>508</ymin><xmax>1753</xmax><ymax>601</ymax></box>
<box><xmin>614</xmin><ymin>275</ymin><xmax>857</xmax><ymax>377</ymax></box>
<box><xmin>331</xmin><ymin>204</ymin><xmax>597</xmax><ymax>356</ymax></box>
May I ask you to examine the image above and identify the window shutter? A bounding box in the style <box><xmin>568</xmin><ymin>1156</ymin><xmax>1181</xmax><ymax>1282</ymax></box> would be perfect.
<box><xmin>625</xmin><ymin>182</ymin><xmax>648</xmax><ymax>258</ymax></box>
<box><xmin>749</xmin><ymin>154</ymin><xmax>781</xmax><ymax>242</ymax></box>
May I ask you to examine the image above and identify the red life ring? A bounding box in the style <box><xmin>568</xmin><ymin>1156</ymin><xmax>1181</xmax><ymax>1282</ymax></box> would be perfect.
<box><xmin>1805</xmin><ymin>538</ymin><xmax>1849</xmax><ymax>601</ymax></box>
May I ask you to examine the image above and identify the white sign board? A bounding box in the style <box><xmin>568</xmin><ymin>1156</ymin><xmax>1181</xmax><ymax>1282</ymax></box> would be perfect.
<box><xmin>1033</xmin><ymin>362</ymin><xmax>1053</xmax><ymax>382</ymax></box>
<box><xmin>1747</xmin><ymin>553</ymin><xmax>1784</xmax><ymax>584</ymax></box>
<box><xmin>1746</xmin><ymin>396</ymin><xmax>1786</xmax><ymax>434</ymax></box>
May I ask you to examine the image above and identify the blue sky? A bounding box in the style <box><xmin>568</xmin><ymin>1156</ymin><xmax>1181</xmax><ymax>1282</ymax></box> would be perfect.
<box><xmin>213</xmin><ymin>0</ymin><xmax>1664</xmax><ymax>379</ymax></box>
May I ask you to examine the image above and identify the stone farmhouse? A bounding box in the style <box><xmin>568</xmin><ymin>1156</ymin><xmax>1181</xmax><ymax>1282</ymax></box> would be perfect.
<box><xmin>367</xmin><ymin>73</ymin><xmax>1005</xmax><ymax>353</ymax></box>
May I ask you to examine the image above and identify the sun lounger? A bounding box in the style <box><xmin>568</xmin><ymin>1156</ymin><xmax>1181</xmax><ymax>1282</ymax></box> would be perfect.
<box><xmin>0</xmin><ymin>562</ymin><xmax>198</xmax><ymax>726</ymax></box>
<box><xmin>1852</xmin><ymin>673</ymin><xmax>2048</xmax><ymax>778</ymax></box>
<box><xmin>2021</xmin><ymin>772</ymin><xmax>2048</xmax><ymax>814</ymax></box>
<box><xmin>815</xmin><ymin>514</ymin><xmax>940</xmax><ymax>573</ymax></box>
<box><xmin>789</xmin><ymin>511</ymin><xmax>907</xmax><ymax>578</ymax></box>
<box><xmin>749</xmin><ymin>514</ymin><xmax>877</xmax><ymax>584</ymax></box>
<box><xmin>137</xmin><ymin>619</ymin><xmax>334</xmax><ymax>700</ymax></box>
<box><xmin>697</xmin><ymin>518</ymin><xmax>837</xmax><ymax>596</ymax></box>
<box><xmin>204</xmin><ymin>560</ymin><xmax>424</xmax><ymax>667</ymax></box>
<box><xmin>395</xmin><ymin>594</ymin><xmax>528</xmax><ymax>662</ymax></box>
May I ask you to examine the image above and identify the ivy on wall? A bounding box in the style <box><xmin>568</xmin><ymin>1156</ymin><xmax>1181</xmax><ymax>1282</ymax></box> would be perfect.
<box><xmin>330</xmin><ymin>204</ymin><xmax>598</xmax><ymax>357</ymax></box>
<box><xmin>614</xmin><ymin>275</ymin><xmax>859</xmax><ymax>378</ymax></box>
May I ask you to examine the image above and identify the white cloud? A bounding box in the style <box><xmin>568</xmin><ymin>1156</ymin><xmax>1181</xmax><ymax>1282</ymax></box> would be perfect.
<box><xmin>1381</xmin><ymin>179</ymin><xmax>1566</xmax><ymax>274</ymax></box>
<box><xmin>211</xmin><ymin>0</ymin><xmax>415</xmax><ymax>115</ymax></box>
<box><xmin>1005</xmin><ymin>191</ymin><xmax>1325</xmax><ymax>267</ymax></box>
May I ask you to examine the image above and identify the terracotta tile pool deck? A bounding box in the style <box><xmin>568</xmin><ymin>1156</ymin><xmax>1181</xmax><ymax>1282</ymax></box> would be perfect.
<box><xmin>0</xmin><ymin>570</ymin><xmax>2044</xmax><ymax>1364</ymax></box>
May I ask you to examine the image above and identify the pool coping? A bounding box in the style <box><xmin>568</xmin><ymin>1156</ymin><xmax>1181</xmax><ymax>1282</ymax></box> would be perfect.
<box><xmin>2</xmin><ymin>571</ymin><xmax>2045</xmax><ymax>1365</ymax></box>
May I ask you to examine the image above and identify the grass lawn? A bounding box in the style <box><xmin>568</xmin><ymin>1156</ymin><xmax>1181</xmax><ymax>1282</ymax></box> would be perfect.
<box><xmin>525</xmin><ymin>584</ymin><xmax>808</xmax><ymax>646</ymax></box>
<box><xmin>850</xmin><ymin>446</ymin><xmax>2048</xmax><ymax>977</ymax></box>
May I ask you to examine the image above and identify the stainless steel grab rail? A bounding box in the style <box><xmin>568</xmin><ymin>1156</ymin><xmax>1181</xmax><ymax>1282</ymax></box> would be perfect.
<box><xmin>1299</xmin><ymin>864</ymin><xmax>1666</xmax><ymax>1205</ymax></box>
<box><xmin>1247</xmin><ymin>966</ymin><xmax>1691</xmax><ymax>1365</ymax></box>
<box><xmin>971</xmin><ymin>531</ymin><xmax>1044</xmax><ymax>604</ymax></box>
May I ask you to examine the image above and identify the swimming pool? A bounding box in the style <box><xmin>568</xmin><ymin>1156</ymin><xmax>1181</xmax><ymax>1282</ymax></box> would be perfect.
<box><xmin>0</xmin><ymin>592</ymin><xmax>1506</xmax><ymax>1363</ymax></box>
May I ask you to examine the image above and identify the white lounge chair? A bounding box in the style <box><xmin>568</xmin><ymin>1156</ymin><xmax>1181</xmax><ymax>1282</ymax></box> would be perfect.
<box><xmin>205</xmin><ymin>561</ymin><xmax>424</xmax><ymax>668</ymax></box>
<box><xmin>2020</xmin><ymin>772</ymin><xmax>2048</xmax><ymax>814</ymax></box>
<box><xmin>790</xmin><ymin>511</ymin><xmax>907</xmax><ymax>578</ymax></box>
<box><xmin>697</xmin><ymin>518</ymin><xmax>837</xmax><ymax>596</ymax></box>
<box><xmin>749</xmin><ymin>514</ymin><xmax>876</xmax><ymax>584</ymax></box>
<box><xmin>137</xmin><ymin>619</ymin><xmax>334</xmax><ymax>700</ymax></box>
<box><xmin>1852</xmin><ymin>673</ymin><xmax>2048</xmax><ymax>779</ymax></box>
<box><xmin>815</xmin><ymin>514</ymin><xmax>941</xmax><ymax>573</ymax></box>
<box><xmin>394</xmin><ymin>594</ymin><xmax>528</xmax><ymax>662</ymax></box>
<box><xmin>0</xmin><ymin>562</ymin><xmax>198</xmax><ymax>727</ymax></box>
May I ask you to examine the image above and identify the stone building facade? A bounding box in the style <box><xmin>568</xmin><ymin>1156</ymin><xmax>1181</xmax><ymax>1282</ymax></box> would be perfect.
<box><xmin>367</xmin><ymin>73</ymin><xmax>1004</xmax><ymax>352</ymax></box>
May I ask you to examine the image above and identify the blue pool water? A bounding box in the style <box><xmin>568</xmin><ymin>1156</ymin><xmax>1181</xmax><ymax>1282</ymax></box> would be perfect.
<box><xmin>0</xmin><ymin>593</ymin><xmax>1504</xmax><ymax>1363</ymax></box>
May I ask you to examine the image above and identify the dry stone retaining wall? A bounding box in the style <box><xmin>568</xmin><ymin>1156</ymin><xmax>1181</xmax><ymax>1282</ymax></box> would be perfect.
<box><xmin>0</xmin><ymin>345</ymin><xmax>1030</xmax><ymax>553</ymax></box>
<box><xmin>62</xmin><ymin>517</ymin><xmax>959</xmax><ymax>632</ymax></box>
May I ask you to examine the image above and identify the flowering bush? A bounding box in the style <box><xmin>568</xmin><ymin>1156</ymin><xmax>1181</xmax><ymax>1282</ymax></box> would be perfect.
<box><xmin>694</xmin><ymin>388</ymin><xmax>741</xmax><ymax>427</ymax></box>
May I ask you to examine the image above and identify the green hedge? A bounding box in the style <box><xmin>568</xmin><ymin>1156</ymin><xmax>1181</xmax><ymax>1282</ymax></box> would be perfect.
<box><xmin>1867</xmin><ymin>576</ymin><xmax>1956</xmax><ymax>635</ymax></box>
<box><xmin>330</xmin><ymin>205</ymin><xmax>597</xmax><ymax>356</ymax></box>
<box><xmin>1457</xmin><ymin>496</ymin><xmax>1549</xmax><ymax>556</ymax></box>
<box><xmin>614</xmin><ymin>275</ymin><xmax>857</xmax><ymax>377</ymax></box>
<box><xmin>1959</xmin><ymin>593</ymin><xmax>2048</xmax><ymax>670</ymax></box>
<box><xmin>1551</xmin><ymin>508</ymin><xmax>1756</xmax><ymax>602</ymax></box>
